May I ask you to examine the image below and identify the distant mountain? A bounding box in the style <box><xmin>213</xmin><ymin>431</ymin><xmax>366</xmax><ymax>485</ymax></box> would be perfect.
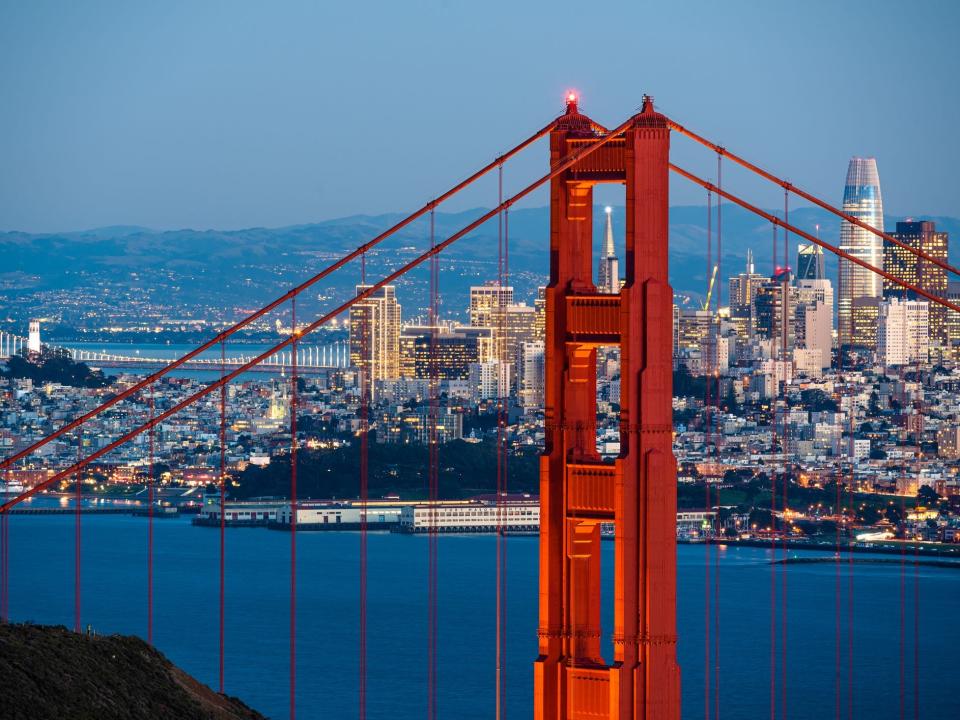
<box><xmin>2</xmin><ymin>207</ymin><xmax>957</xmax><ymax>314</ymax></box>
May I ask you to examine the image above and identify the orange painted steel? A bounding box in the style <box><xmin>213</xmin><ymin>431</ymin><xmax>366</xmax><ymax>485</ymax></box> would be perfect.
<box><xmin>668</xmin><ymin>120</ymin><xmax>960</xmax><ymax>280</ymax></box>
<box><xmin>535</xmin><ymin>95</ymin><xmax>680</xmax><ymax>720</ymax></box>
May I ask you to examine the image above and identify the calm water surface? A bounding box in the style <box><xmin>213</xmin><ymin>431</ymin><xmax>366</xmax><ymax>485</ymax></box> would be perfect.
<box><xmin>5</xmin><ymin>515</ymin><xmax>957</xmax><ymax>719</ymax></box>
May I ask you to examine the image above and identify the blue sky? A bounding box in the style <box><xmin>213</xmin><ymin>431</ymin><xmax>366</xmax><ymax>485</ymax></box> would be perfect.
<box><xmin>1</xmin><ymin>0</ymin><xmax>957</xmax><ymax>232</ymax></box>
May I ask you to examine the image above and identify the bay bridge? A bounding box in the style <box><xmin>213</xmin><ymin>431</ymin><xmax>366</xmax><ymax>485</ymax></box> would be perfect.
<box><xmin>0</xmin><ymin>330</ymin><xmax>349</xmax><ymax>374</ymax></box>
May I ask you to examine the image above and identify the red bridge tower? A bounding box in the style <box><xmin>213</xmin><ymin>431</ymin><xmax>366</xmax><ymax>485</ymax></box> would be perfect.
<box><xmin>535</xmin><ymin>94</ymin><xmax>680</xmax><ymax>720</ymax></box>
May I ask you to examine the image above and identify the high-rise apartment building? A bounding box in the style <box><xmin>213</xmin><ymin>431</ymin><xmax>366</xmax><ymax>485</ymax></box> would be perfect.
<box><xmin>518</xmin><ymin>341</ymin><xmax>545</xmax><ymax>409</ymax></box>
<box><xmin>597</xmin><ymin>206</ymin><xmax>620</xmax><ymax>294</ymax></box>
<box><xmin>883</xmin><ymin>220</ymin><xmax>949</xmax><ymax>348</ymax></box>
<box><xmin>349</xmin><ymin>285</ymin><xmax>402</xmax><ymax>399</ymax></box>
<box><xmin>533</xmin><ymin>286</ymin><xmax>546</xmax><ymax>343</ymax></box>
<box><xmin>753</xmin><ymin>268</ymin><xmax>795</xmax><ymax>356</ymax></box>
<box><xmin>506</xmin><ymin>303</ymin><xmax>537</xmax><ymax>366</ymax></box>
<box><xmin>469</xmin><ymin>284</ymin><xmax>513</xmax><ymax>362</ymax></box>
<box><xmin>795</xmin><ymin>278</ymin><xmax>834</xmax><ymax>369</ymax></box>
<box><xmin>878</xmin><ymin>297</ymin><xmax>929</xmax><ymax>366</ymax></box>
<box><xmin>838</xmin><ymin>157</ymin><xmax>884</xmax><ymax>345</ymax></box>
<box><xmin>728</xmin><ymin>250</ymin><xmax>766</xmax><ymax>338</ymax></box>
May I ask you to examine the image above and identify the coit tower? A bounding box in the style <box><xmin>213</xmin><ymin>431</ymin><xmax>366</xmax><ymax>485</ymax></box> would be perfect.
<box><xmin>838</xmin><ymin>157</ymin><xmax>884</xmax><ymax>345</ymax></box>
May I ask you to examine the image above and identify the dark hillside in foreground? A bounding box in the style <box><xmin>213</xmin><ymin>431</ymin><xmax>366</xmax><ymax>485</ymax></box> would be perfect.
<box><xmin>0</xmin><ymin>623</ymin><xmax>265</xmax><ymax>720</ymax></box>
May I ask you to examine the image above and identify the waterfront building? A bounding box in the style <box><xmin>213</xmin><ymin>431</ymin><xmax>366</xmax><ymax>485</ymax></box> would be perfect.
<box><xmin>597</xmin><ymin>206</ymin><xmax>620</xmax><ymax>294</ymax></box>
<box><xmin>349</xmin><ymin>284</ymin><xmax>402</xmax><ymax>400</ymax></box>
<box><xmin>883</xmin><ymin>220</ymin><xmax>949</xmax><ymax>348</ymax></box>
<box><xmin>838</xmin><ymin>157</ymin><xmax>884</xmax><ymax>345</ymax></box>
<box><xmin>400</xmin><ymin>498</ymin><xmax>540</xmax><ymax>533</ymax></box>
<box><xmin>878</xmin><ymin>297</ymin><xmax>929</xmax><ymax>366</ymax></box>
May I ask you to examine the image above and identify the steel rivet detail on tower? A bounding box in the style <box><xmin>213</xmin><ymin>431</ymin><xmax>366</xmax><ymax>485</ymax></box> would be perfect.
<box><xmin>535</xmin><ymin>93</ymin><xmax>681</xmax><ymax>720</ymax></box>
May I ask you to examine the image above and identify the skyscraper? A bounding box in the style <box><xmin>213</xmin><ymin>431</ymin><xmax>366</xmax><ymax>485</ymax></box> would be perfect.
<box><xmin>349</xmin><ymin>285</ymin><xmax>402</xmax><ymax>400</ymax></box>
<box><xmin>753</xmin><ymin>268</ymin><xmax>796</xmax><ymax>355</ymax></box>
<box><xmin>727</xmin><ymin>249</ymin><xmax>765</xmax><ymax>338</ymax></box>
<box><xmin>883</xmin><ymin>220</ymin><xmax>949</xmax><ymax>348</ymax></box>
<box><xmin>468</xmin><ymin>283</ymin><xmax>513</xmax><ymax>363</ymax></box>
<box><xmin>795</xmin><ymin>278</ymin><xmax>834</xmax><ymax>369</ymax></box>
<box><xmin>838</xmin><ymin>157</ymin><xmax>884</xmax><ymax>345</ymax></box>
<box><xmin>796</xmin><ymin>243</ymin><xmax>825</xmax><ymax>280</ymax></box>
<box><xmin>597</xmin><ymin>206</ymin><xmax>620</xmax><ymax>294</ymax></box>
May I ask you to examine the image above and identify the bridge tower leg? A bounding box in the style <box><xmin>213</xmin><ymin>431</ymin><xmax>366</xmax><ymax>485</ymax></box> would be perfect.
<box><xmin>535</xmin><ymin>95</ymin><xmax>680</xmax><ymax>720</ymax></box>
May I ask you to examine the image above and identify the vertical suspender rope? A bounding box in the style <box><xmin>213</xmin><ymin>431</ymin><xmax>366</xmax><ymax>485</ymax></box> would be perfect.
<box><xmin>360</xmin><ymin>248</ymin><xmax>369</xmax><ymax>720</ymax></box>
<box><xmin>290</xmin><ymin>296</ymin><xmax>298</xmax><ymax>720</ymax></box>
<box><xmin>714</xmin><ymin>153</ymin><xmax>722</xmax><ymax>720</ymax></box>
<box><xmin>913</xmin><ymin>501</ymin><xmax>920</xmax><ymax>720</ymax></box>
<box><xmin>75</xmin><ymin>430</ymin><xmax>82</xmax><ymax>633</ymax></box>
<box><xmin>835</xmin><ymin>244</ymin><xmax>844</xmax><ymax>720</ymax></box>
<box><xmin>770</xmin><ymin>220</ymin><xmax>778</xmax><ymax>720</ymax></box>
<box><xmin>900</xmin><ymin>465</ymin><xmax>907</xmax><ymax>720</ymax></box>
<box><xmin>494</xmin><ymin>160</ymin><xmax>511</xmax><ymax>720</ymax></box>
<box><xmin>219</xmin><ymin>340</ymin><xmax>227</xmax><ymax>690</ymax></box>
<box><xmin>427</xmin><ymin>208</ymin><xmax>439</xmax><ymax>720</ymax></box>
<box><xmin>501</xmin><ymin>203</ymin><xmax>510</xmax><ymax>719</ymax></box>
<box><xmin>148</xmin><ymin>397</ymin><xmax>155</xmax><ymax>645</ymax></box>
<box><xmin>704</xmin><ymin>187</ymin><xmax>713</xmax><ymax>720</ymax></box>
<box><xmin>781</xmin><ymin>188</ymin><xmax>788</xmax><ymax>720</ymax></box>
<box><xmin>847</xmin><ymin>386</ymin><xmax>854</xmax><ymax>720</ymax></box>
<box><xmin>495</xmin><ymin>160</ymin><xmax>505</xmax><ymax>720</ymax></box>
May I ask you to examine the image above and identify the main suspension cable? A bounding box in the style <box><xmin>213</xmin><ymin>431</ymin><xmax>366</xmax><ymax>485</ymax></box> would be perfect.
<box><xmin>669</xmin><ymin>165</ymin><xmax>960</xmax><ymax>316</ymax></box>
<box><xmin>668</xmin><ymin>120</ymin><xmax>960</xmax><ymax>279</ymax></box>
<box><xmin>0</xmin><ymin>119</ymin><xmax>560</xmax><ymax>474</ymax></box>
<box><xmin>0</xmin><ymin>113</ymin><xmax>636</xmax><ymax>514</ymax></box>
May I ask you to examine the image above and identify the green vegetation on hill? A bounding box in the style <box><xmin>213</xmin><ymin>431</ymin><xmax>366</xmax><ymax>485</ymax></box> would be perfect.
<box><xmin>0</xmin><ymin>623</ymin><xmax>264</xmax><ymax>720</ymax></box>
<box><xmin>2</xmin><ymin>347</ymin><xmax>110</xmax><ymax>388</ymax></box>
<box><xmin>233</xmin><ymin>437</ymin><xmax>540</xmax><ymax>500</ymax></box>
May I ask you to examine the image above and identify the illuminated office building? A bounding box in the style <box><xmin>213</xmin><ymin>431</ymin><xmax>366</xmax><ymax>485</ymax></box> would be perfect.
<box><xmin>349</xmin><ymin>284</ymin><xmax>402</xmax><ymax>399</ymax></box>
<box><xmin>838</xmin><ymin>157</ymin><xmax>884</xmax><ymax>345</ymax></box>
<box><xmin>883</xmin><ymin>220</ymin><xmax>949</xmax><ymax>347</ymax></box>
<box><xmin>796</xmin><ymin>243</ymin><xmax>825</xmax><ymax>281</ymax></box>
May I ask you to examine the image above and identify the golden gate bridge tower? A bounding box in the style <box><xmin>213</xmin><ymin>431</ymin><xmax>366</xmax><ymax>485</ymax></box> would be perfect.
<box><xmin>535</xmin><ymin>95</ymin><xmax>680</xmax><ymax>719</ymax></box>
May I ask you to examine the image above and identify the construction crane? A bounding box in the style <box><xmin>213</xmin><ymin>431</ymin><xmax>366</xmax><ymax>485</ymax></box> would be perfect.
<box><xmin>700</xmin><ymin>264</ymin><xmax>719</xmax><ymax>310</ymax></box>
